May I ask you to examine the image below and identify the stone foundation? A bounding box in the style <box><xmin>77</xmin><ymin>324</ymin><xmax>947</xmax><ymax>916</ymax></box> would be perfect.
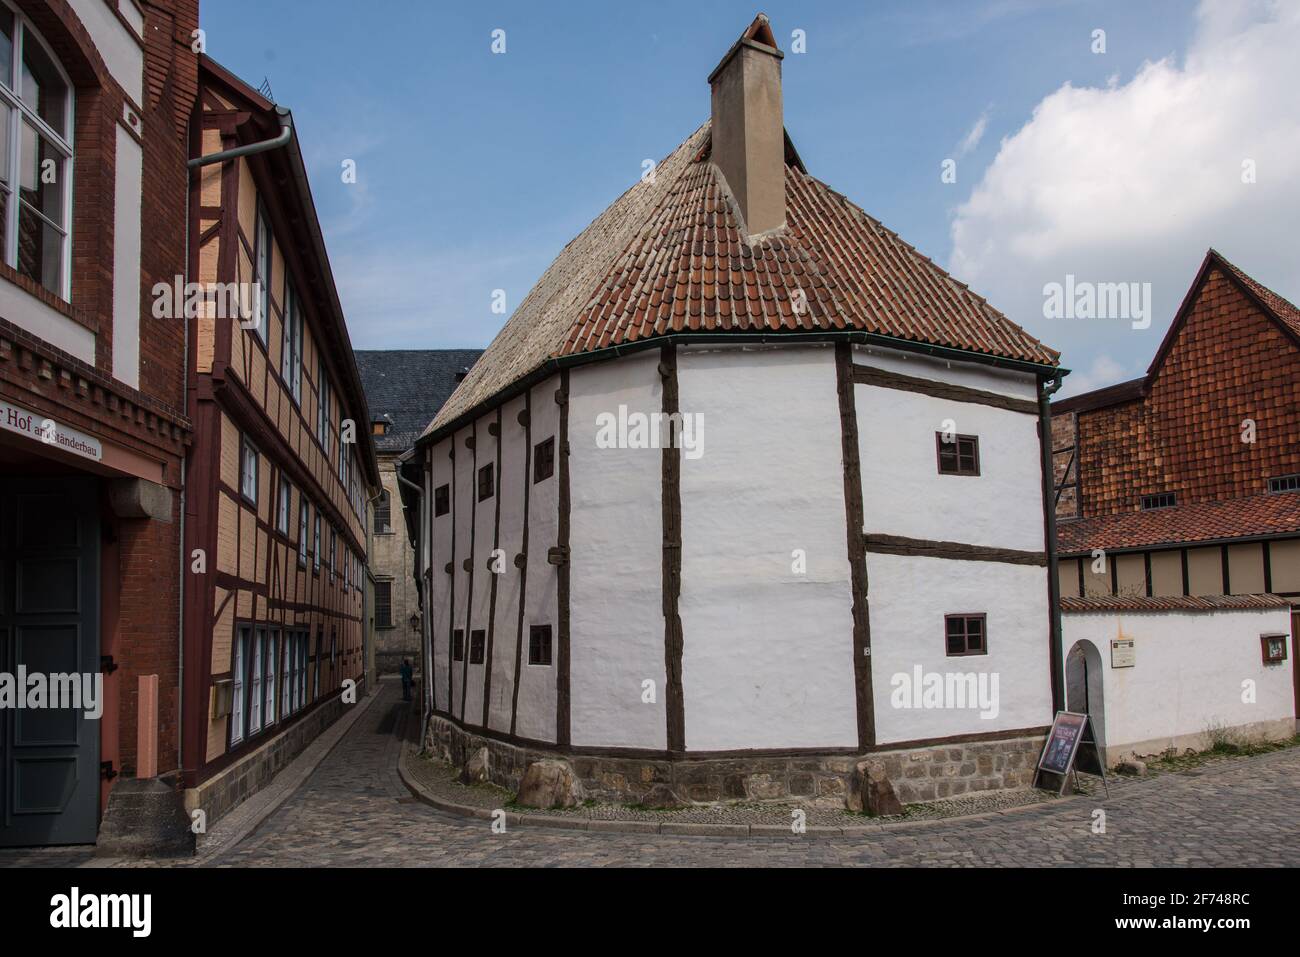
<box><xmin>425</xmin><ymin>714</ymin><xmax>1045</xmax><ymax>808</ymax></box>
<box><xmin>184</xmin><ymin>679</ymin><xmax>365</xmax><ymax>827</ymax></box>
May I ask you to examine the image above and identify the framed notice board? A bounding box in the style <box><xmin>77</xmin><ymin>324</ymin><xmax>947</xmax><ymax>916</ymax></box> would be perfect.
<box><xmin>1034</xmin><ymin>711</ymin><xmax>1108</xmax><ymax>796</ymax></box>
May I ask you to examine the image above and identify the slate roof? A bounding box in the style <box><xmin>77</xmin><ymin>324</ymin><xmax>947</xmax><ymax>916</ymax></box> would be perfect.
<box><xmin>421</xmin><ymin>123</ymin><xmax>1060</xmax><ymax>443</ymax></box>
<box><xmin>1057</xmin><ymin>493</ymin><xmax>1300</xmax><ymax>555</ymax></box>
<box><xmin>355</xmin><ymin>350</ymin><xmax>483</xmax><ymax>453</ymax></box>
<box><xmin>1061</xmin><ymin>594</ymin><xmax>1293</xmax><ymax>613</ymax></box>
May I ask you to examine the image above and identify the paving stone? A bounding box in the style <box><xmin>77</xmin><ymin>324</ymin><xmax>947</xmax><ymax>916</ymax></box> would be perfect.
<box><xmin>6</xmin><ymin>682</ymin><xmax>1298</xmax><ymax>868</ymax></box>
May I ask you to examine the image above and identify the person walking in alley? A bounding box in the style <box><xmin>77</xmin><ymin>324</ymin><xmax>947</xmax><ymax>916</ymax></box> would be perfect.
<box><xmin>400</xmin><ymin>659</ymin><xmax>414</xmax><ymax>702</ymax></box>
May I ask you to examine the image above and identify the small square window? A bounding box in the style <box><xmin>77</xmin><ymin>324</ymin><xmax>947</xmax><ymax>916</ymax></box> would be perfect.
<box><xmin>534</xmin><ymin>437</ymin><xmax>555</xmax><ymax>484</ymax></box>
<box><xmin>1261</xmin><ymin>634</ymin><xmax>1288</xmax><ymax>664</ymax></box>
<box><xmin>452</xmin><ymin>629</ymin><xmax>465</xmax><ymax>662</ymax></box>
<box><xmin>936</xmin><ymin>434</ymin><xmax>980</xmax><ymax>476</ymax></box>
<box><xmin>528</xmin><ymin>625</ymin><xmax>553</xmax><ymax>666</ymax></box>
<box><xmin>434</xmin><ymin>484</ymin><xmax>450</xmax><ymax>517</ymax></box>
<box><xmin>477</xmin><ymin>463</ymin><xmax>494</xmax><ymax>502</ymax></box>
<box><xmin>945</xmin><ymin>614</ymin><xmax>987</xmax><ymax>657</ymax></box>
<box><xmin>469</xmin><ymin>629</ymin><xmax>486</xmax><ymax>664</ymax></box>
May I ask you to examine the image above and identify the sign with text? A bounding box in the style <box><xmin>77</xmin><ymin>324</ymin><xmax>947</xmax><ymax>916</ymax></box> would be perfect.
<box><xmin>1038</xmin><ymin>711</ymin><xmax>1087</xmax><ymax>775</ymax></box>
<box><xmin>1111</xmin><ymin>638</ymin><xmax>1135</xmax><ymax>668</ymax></box>
<box><xmin>1</xmin><ymin>400</ymin><xmax>102</xmax><ymax>463</ymax></box>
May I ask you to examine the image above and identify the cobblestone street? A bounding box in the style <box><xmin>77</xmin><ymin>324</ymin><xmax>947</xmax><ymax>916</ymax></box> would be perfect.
<box><xmin>205</xmin><ymin>684</ymin><xmax>1300</xmax><ymax>867</ymax></box>
<box><xmin>4</xmin><ymin>683</ymin><xmax>1296</xmax><ymax>869</ymax></box>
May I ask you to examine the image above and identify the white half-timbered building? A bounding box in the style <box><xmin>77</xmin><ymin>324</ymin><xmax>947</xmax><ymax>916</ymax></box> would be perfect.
<box><xmin>404</xmin><ymin>16</ymin><xmax>1068</xmax><ymax>807</ymax></box>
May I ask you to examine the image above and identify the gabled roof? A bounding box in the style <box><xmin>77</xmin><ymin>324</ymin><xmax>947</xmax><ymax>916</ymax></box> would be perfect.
<box><xmin>421</xmin><ymin>123</ymin><xmax>1060</xmax><ymax>444</ymax></box>
<box><xmin>1057</xmin><ymin>492</ymin><xmax>1300</xmax><ymax>555</ymax></box>
<box><xmin>1054</xmin><ymin>249</ymin><xmax>1300</xmax><ymax>414</ymax></box>
<box><xmin>355</xmin><ymin>350</ymin><xmax>483</xmax><ymax>453</ymax></box>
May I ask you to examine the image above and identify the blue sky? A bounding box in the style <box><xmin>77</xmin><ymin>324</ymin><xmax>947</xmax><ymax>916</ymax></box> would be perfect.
<box><xmin>200</xmin><ymin>1</ymin><xmax>1300</xmax><ymax>396</ymax></box>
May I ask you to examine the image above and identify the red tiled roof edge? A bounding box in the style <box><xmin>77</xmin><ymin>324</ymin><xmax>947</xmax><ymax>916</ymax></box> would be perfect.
<box><xmin>1062</xmin><ymin>594</ymin><xmax>1294</xmax><ymax>613</ymax></box>
<box><xmin>1057</xmin><ymin>492</ymin><xmax>1300</xmax><ymax>554</ymax></box>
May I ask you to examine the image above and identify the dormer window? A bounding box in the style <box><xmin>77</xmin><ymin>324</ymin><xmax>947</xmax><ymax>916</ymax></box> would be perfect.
<box><xmin>1141</xmin><ymin>492</ymin><xmax>1177</xmax><ymax>511</ymax></box>
<box><xmin>0</xmin><ymin>5</ymin><xmax>74</xmax><ymax>299</ymax></box>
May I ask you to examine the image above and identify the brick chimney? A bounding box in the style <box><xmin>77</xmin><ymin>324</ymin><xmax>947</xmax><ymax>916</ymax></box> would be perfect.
<box><xmin>708</xmin><ymin>13</ymin><xmax>786</xmax><ymax>237</ymax></box>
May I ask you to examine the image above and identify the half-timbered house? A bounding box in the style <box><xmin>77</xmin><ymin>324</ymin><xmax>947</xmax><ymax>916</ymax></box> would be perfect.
<box><xmin>181</xmin><ymin>56</ymin><xmax>380</xmax><ymax>824</ymax></box>
<box><xmin>406</xmin><ymin>16</ymin><xmax>1067</xmax><ymax>808</ymax></box>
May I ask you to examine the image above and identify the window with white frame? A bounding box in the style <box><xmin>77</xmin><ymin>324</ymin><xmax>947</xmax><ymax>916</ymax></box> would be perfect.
<box><xmin>253</xmin><ymin>205</ymin><xmax>271</xmax><ymax>344</ymax></box>
<box><xmin>231</xmin><ymin>627</ymin><xmax>249</xmax><ymax>745</ymax></box>
<box><xmin>277</xmin><ymin>477</ymin><xmax>291</xmax><ymax>535</ymax></box>
<box><xmin>0</xmin><ymin>6</ymin><xmax>73</xmax><ymax>299</ymax></box>
<box><xmin>313</xmin><ymin>512</ymin><xmax>321</xmax><ymax>572</ymax></box>
<box><xmin>293</xmin><ymin>632</ymin><xmax>307</xmax><ymax>712</ymax></box>
<box><xmin>280</xmin><ymin>632</ymin><xmax>292</xmax><ymax>720</ymax></box>
<box><xmin>249</xmin><ymin>628</ymin><xmax>264</xmax><ymax>734</ymax></box>
<box><xmin>240</xmin><ymin>436</ymin><xmax>259</xmax><ymax>505</ymax></box>
<box><xmin>265</xmin><ymin>629</ymin><xmax>278</xmax><ymax>726</ymax></box>
<box><xmin>280</xmin><ymin>283</ymin><xmax>303</xmax><ymax>403</ymax></box>
<box><xmin>329</xmin><ymin>527</ymin><xmax>336</xmax><ymax>581</ymax></box>
<box><xmin>297</xmin><ymin>501</ymin><xmax>308</xmax><ymax>567</ymax></box>
<box><xmin>317</xmin><ymin>359</ymin><xmax>332</xmax><ymax>457</ymax></box>
<box><xmin>313</xmin><ymin>629</ymin><xmax>322</xmax><ymax>699</ymax></box>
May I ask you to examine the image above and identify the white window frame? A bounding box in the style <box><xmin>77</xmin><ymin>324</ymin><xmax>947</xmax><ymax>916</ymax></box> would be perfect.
<box><xmin>277</xmin><ymin>476</ymin><xmax>291</xmax><ymax>535</ymax></box>
<box><xmin>230</xmin><ymin>627</ymin><xmax>248</xmax><ymax>745</ymax></box>
<box><xmin>297</xmin><ymin>500</ymin><xmax>308</xmax><ymax>567</ymax></box>
<box><xmin>240</xmin><ymin>436</ymin><xmax>259</xmax><ymax>505</ymax></box>
<box><xmin>264</xmin><ymin>628</ymin><xmax>278</xmax><ymax>727</ymax></box>
<box><xmin>0</xmin><ymin>5</ymin><xmax>75</xmax><ymax>300</ymax></box>
<box><xmin>253</xmin><ymin>203</ymin><xmax>271</xmax><ymax>344</ymax></box>
<box><xmin>281</xmin><ymin>283</ymin><xmax>302</xmax><ymax>403</ymax></box>
<box><xmin>280</xmin><ymin>631</ymin><xmax>292</xmax><ymax>719</ymax></box>
<box><xmin>313</xmin><ymin>513</ymin><xmax>321</xmax><ymax>572</ymax></box>
<box><xmin>249</xmin><ymin>628</ymin><xmax>264</xmax><ymax>734</ymax></box>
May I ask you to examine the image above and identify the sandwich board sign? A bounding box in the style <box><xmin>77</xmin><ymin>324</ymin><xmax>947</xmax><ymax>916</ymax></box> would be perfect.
<box><xmin>1034</xmin><ymin>711</ymin><xmax>1108</xmax><ymax>796</ymax></box>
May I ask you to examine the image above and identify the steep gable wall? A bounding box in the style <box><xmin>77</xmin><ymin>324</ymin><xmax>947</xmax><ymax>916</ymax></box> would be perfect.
<box><xmin>1076</xmin><ymin>267</ymin><xmax>1300</xmax><ymax>518</ymax></box>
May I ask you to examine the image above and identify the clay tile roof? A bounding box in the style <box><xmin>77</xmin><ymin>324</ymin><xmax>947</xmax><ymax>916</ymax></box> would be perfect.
<box><xmin>1213</xmin><ymin>250</ymin><xmax>1300</xmax><ymax>339</ymax></box>
<box><xmin>1057</xmin><ymin>493</ymin><xmax>1300</xmax><ymax>555</ymax></box>
<box><xmin>1061</xmin><ymin>594</ymin><xmax>1294</xmax><ymax>613</ymax></box>
<box><xmin>422</xmin><ymin>123</ymin><xmax>1059</xmax><ymax>442</ymax></box>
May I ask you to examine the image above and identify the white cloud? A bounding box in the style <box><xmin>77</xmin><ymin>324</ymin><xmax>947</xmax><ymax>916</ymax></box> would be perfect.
<box><xmin>957</xmin><ymin>110</ymin><xmax>990</xmax><ymax>157</ymax></box>
<box><xmin>1056</xmin><ymin>354</ymin><xmax>1134</xmax><ymax>399</ymax></box>
<box><xmin>949</xmin><ymin>0</ymin><xmax>1300</xmax><ymax>392</ymax></box>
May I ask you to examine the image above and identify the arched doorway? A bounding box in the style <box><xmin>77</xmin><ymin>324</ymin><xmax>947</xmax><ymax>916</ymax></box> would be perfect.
<box><xmin>1065</xmin><ymin>640</ymin><xmax>1106</xmax><ymax>753</ymax></box>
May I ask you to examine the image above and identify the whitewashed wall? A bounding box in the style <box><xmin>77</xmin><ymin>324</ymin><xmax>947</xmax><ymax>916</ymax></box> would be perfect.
<box><xmin>568</xmin><ymin>352</ymin><xmax>668</xmax><ymax>749</ymax></box>
<box><xmin>460</xmin><ymin>413</ymin><xmax>497</xmax><ymax>724</ymax></box>
<box><xmin>869</xmin><ymin>555</ymin><xmax>1053</xmax><ymax>743</ymax></box>
<box><xmin>677</xmin><ymin>344</ymin><xmax>859</xmax><ymax>750</ymax></box>
<box><xmin>853</xmin><ymin>348</ymin><xmax>1044</xmax><ymax>553</ymax></box>
<box><xmin>485</xmin><ymin>394</ymin><xmax>529</xmax><ymax>732</ymax></box>
<box><xmin>516</xmin><ymin>376</ymin><xmax>561</xmax><ymax>742</ymax></box>
<box><xmin>1063</xmin><ymin>608</ymin><xmax>1296</xmax><ymax>760</ymax></box>
<box><xmin>428</xmin><ymin>436</ymin><xmax>454</xmax><ymax>713</ymax></box>
<box><xmin>449</xmin><ymin>424</ymin><xmax>474</xmax><ymax>719</ymax></box>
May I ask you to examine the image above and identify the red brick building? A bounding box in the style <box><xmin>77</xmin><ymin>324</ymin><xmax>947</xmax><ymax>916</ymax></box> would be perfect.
<box><xmin>1052</xmin><ymin>250</ymin><xmax>1300</xmax><ymax>695</ymax></box>
<box><xmin>0</xmin><ymin>0</ymin><xmax>198</xmax><ymax>847</ymax></box>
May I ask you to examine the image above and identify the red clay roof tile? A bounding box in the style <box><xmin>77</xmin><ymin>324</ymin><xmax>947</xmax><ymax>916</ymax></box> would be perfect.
<box><xmin>1058</xmin><ymin>492</ymin><xmax>1300</xmax><ymax>554</ymax></box>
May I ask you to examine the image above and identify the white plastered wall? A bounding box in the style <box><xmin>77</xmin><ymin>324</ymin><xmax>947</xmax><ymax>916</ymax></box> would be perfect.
<box><xmin>853</xmin><ymin>348</ymin><xmax>1044</xmax><ymax>553</ymax></box>
<box><xmin>853</xmin><ymin>345</ymin><xmax>1053</xmax><ymax>743</ymax></box>
<box><xmin>1062</xmin><ymin>608</ymin><xmax>1296</xmax><ymax>762</ymax></box>
<box><xmin>486</xmin><ymin>394</ymin><xmax>528</xmax><ymax>733</ymax></box>
<box><xmin>428</xmin><ymin>437</ymin><xmax>454</xmax><ymax>713</ymax></box>
<box><xmin>676</xmin><ymin>344</ymin><xmax>858</xmax><ymax>750</ymax></box>
<box><xmin>567</xmin><ymin>352</ymin><xmax>667</xmax><ymax>749</ymax></box>
<box><xmin>515</xmin><ymin>376</ymin><xmax>561</xmax><ymax>742</ymax></box>
<box><xmin>869</xmin><ymin>554</ymin><xmax>1053</xmax><ymax>743</ymax></box>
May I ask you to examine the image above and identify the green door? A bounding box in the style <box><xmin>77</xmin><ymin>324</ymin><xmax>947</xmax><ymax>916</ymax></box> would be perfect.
<box><xmin>0</xmin><ymin>476</ymin><xmax>101</xmax><ymax>847</ymax></box>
